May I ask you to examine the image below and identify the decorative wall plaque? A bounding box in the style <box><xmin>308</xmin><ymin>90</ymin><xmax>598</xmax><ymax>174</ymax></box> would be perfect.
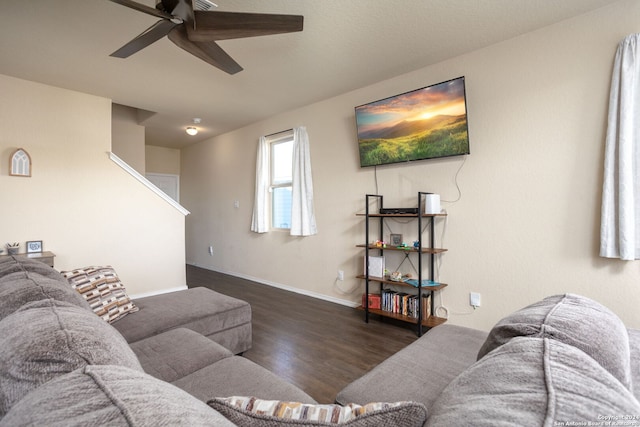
<box><xmin>10</xmin><ymin>148</ymin><xmax>31</xmax><ymax>177</ymax></box>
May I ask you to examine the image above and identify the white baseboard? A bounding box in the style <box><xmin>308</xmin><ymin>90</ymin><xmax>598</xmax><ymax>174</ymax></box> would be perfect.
<box><xmin>130</xmin><ymin>285</ymin><xmax>188</xmax><ymax>300</ymax></box>
<box><xmin>188</xmin><ymin>263</ymin><xmax>359</xmax><ymax>308</ymax></box>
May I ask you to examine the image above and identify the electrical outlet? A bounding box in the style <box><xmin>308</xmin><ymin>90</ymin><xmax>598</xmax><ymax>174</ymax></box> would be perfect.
<box><xmin>234</xmin><ymin>200</ymin><xmax>240</xmax><ymax>208</ymax></box>
<box><xmin>470</xmin><ymin>292</ymin><xmax>481</xmax><ymax>308</ymax></box>
<box><xmin>337</xmin><ymin>270</ymin><xmax>344</xmax><ymax>281</ymax></box>
<box><xmin>208</xmin><ymin>245</ymin><xmax>213</xmax><ymax>256</ymax></box>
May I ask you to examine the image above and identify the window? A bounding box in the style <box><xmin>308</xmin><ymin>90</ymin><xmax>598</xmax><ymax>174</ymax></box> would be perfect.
<box><xmin>268</xmin><ymin>131</ymin><xmax>294</xmax><ymax>230</ymax></box>
<box><xmin>251</xmin><ymin>126</ymin><xmax>316</xmax><ymax>236</ymax></box>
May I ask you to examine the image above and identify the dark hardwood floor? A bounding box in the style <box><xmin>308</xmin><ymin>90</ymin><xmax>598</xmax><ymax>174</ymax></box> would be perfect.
<box><xmin>186</xmin><ymin>265</ymin><xmax>418</xmax><ymax>403</ymax></box>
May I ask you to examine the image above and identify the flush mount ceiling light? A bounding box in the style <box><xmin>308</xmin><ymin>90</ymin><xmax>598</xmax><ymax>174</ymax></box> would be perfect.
<box><xmin>186</xmin><ymin>118</ymin><xmax>201</xmax><ymax>136</ymax></box>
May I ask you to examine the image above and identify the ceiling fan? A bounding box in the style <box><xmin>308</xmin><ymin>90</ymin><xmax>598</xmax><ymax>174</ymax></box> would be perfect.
<box><xmin>108</xmin><ymin>0</ymin><xmax>304</xmax><ymax>74</ymax></box>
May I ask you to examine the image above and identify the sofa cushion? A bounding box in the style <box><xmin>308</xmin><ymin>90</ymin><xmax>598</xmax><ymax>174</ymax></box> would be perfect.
<box><xmin>427</xmin><ymin>337</ymin><xmax>640</xmax><ymax>426</ymax></box>
<box><xmin>130</xmin><ymin>327</ymin><xmax>233</xmax><ymax>383</ymax></box>
<box><xmin>629</xmin><ymin>328</ymin><xmax>640</xmax><ymax>401</ymax></box>
<box><xmin>0</xmin><ymin>256</ymin><xmax>63</xmax><ymax>280</ymax></box>
<box><xmin>172</xmin><ymin>356</ymin><xmax>317</xmax><ymax>404</ymax></box>
<box><xmin>111</xmin><ymin>287</ymin><xmax>252</xmax><ymax>354</ymax></box>
<box><xmin>208</xmin><ymin>397</ymin><xmax>427</xmax><ymax>427</ymax></box>
<box><xmin>336</xmin><ymin>324</ymin><xmax>488</xmax><ymax>410</ymax></box>
<box><xmin>0</xmin><ymin>299</ymin><xmax>142</xmax><ymax>416</ymax></box>
<box><xmin>0</xmin><ymin>270</ymin><xmax>90</xmax><ymax>321</ymax></box>
<box><xmin>0</xmin><ymin>365</ymin><xmax>236</xmax><ymax>427</ymax></box>
<box><xmin>61</xmin><ymin>265</ymin><xmax>139</xmax><ymax>323</ymax></box>
<box><xmin>0</xmin><ymin>256</ymin><xmax>90</xmax><ymax>321</ymax></box>
<box><xmin>477</xmin><ymin>293</ymin><xmax>632</xmax><ymax>388</ymax></box>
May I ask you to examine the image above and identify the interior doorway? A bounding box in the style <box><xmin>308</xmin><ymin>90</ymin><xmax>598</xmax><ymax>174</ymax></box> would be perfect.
<box><xmin>146</xmin><ymin>173</ymin><xmax>180</xmax><ymax>203</ymax></box>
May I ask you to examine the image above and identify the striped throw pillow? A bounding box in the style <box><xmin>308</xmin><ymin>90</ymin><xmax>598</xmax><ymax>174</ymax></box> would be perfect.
<box><xmin>61</xmin><ymin>266</ymin><xmax>138</xmax><ymax>323</ymax></box>
<box><xmin>208</xmin><ymin>396</ymin><xmax>427</xmax><ymax>426</ymax></box>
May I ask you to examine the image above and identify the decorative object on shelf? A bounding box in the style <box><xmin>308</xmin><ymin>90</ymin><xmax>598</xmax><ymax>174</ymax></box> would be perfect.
<box><xmin>6</xmin><ymin>243</ymin><xmax>20</xmax><ymax>255</ymax></box>
<box><xmin>10</xmin><ymin>148</ymin><xmax>32</xmax><ymax>177</ymax></box>
<box><xmin>424</xmin><ymin>193</ymin><xmax>441</xmax><ymax>214</ymax></box>
<box><xmin>390</xmin><ymin>271</ymin><xmax>403</xmax><ymax>281</ymax></box>
<box><xmin>365</xmin><ymin>255</ymin><xmax>385</xmax><ymax>278</ymax></box>
<box><xmin>26</xmin><ymin>240</ymin><xmax>43</xmax><ymax>253</ymax></box>
<box><xmin>390</xmin><ymin>234</ymin><xmax>403</xmax><ymax>246</ymax></box>
<box><xmin>374</xmin><ymin>240</ymin><xmax>387</xmax><ymax>248</ymax></box>
<box><xmin>413</xmin><ymin>240</ymin><xmax>420</xmax><ymax>249</ymax></box>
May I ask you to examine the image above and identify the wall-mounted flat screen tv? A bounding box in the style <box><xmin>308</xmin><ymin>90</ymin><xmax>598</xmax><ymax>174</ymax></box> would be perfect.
<box><xmin>355</xmin><ymin>76</ymin><xmax>470</xmax><ymax>167</ymax></box>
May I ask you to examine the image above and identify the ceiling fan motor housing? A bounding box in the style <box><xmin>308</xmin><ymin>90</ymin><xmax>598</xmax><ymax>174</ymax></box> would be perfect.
<box><xmin>156</xmin><ymin>0</ymin><xmax>216</xmax><ymax>13</ymax></box>
<box><xmin>194</xmin><ymin>0</ymin><xmax>217</xmax><ymax>11</ymax></box>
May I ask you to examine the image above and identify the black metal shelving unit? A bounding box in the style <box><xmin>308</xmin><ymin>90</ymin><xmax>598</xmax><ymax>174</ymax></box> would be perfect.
<box><xmin>357</xmin><ymin>192</ymin><xmax>448</xmax><ymax>336</ymax></box>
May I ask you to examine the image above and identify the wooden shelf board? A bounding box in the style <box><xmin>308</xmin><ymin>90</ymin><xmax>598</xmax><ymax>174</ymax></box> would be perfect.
<box><xmin>356</xmin><ymin>244</ymin><xmax>447</xmax><ymax>254</ymax></box>
<box><xmin>356</xmin><ymin>275</ymin><xmax>448</xmax><ymax>291</ymax></box>
<box><xmin>356</xmin><ymin>213</ymin><xmax>447</xmax><ymax>218</ymax></box>
<box><xmin>356</xmin><ymin>306</ymin><xmax>447</xmax><ymax>327</ymax></box>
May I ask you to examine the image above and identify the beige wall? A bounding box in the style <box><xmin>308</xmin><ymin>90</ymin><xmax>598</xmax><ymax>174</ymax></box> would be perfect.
<box><xmin>146</xmin><ymin>145</ymin><xmax>181</xmax><ymax>175</ymax></box>
<box><xmin>0</xmin><ymin>75</ymin><xmax>187</xmax><ymax>297</ymax></box>
<box><xmin>182</xmin><ymin>0</ymin><xmax>640</xmax><ymax>330</ymax></box>
<box><xmin>112</xmin><ymin>103</ymin><xmax>146</xmax><ymax>175</ymax></box>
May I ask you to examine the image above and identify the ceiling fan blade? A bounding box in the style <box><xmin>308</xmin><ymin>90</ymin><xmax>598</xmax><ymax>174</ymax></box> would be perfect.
<box><xmin>168</xmin><ymin>25</ymin><xmax>243</xmax><ymax>74</ymax></box>
<box><xmin>110</xmin><ymin>19</ymin><xmax>178</xmax><ymax>58</ymax></box>
<box><xmin>187</xmin><ymin>11</ymin><xmax>304</xmax><ymax>42</ymax></box>
<box><xmin>108</xmin><ymin>0</ymin><xmax>174</xmax><ymax>20</ymax></box>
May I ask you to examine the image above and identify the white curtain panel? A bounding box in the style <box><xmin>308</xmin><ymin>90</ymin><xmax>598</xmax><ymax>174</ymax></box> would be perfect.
<box><xmin>601</xmin><ymin>34</ymin><xmax>640</xmax><ymax>260</ymax></box>
<box><xmin>290</xmin><ymin>126</ymin><xmax>318</xmax><ymax>236</ymax></box>
<box><xmin>250</xmin><ymin>136</ymin><xmax>269</xmax><ymax>233</ymax></box>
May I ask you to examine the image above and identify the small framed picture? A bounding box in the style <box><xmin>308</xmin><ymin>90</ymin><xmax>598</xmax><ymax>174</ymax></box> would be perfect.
<box><xmin>26</xmin><ymin>240</ymin><xmax>42</xmax><ymax>253</ymax></box>
<box><xmin>390</xmin><ymin>234</ymin><xmax>403</xmax><ymax>246</ymax></box>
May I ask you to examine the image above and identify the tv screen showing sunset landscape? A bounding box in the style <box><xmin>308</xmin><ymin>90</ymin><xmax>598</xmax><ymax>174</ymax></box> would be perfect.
<box><xmin>355</xmin><ymin>76</ymin><xmax>470</xmax><ymax>167</ymax></box>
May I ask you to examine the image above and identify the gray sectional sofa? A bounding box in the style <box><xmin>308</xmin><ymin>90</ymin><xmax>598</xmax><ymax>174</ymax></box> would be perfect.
<box><xmin>0</xmin><ymin>256</ymin><xmax>315</xmax><ymax>425</ymax></box>
<box><xmin>2</xmin><ymin>253</ymin><xmax>640</xmax><ymax>426</ymax></box>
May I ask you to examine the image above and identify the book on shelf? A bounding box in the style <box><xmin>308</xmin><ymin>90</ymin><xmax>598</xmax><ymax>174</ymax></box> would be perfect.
<box><xmin>422</xmin><ymin>293</ymin><xmax>431</xmax><ymax>319</ymax></box>
<box><xmin>380</xmin><ymin>289</ymin><xmax>431</xmax><ymax>319</ymax></box>
<box><xmin>361</xmin><ymin>293</ymin><xmax>381</xmax><ymax>310</ymax></box>
<box><xmin>403</xmin><ymin>278</ymin><xmax>441</xmax><ymax>287</ymax></box>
